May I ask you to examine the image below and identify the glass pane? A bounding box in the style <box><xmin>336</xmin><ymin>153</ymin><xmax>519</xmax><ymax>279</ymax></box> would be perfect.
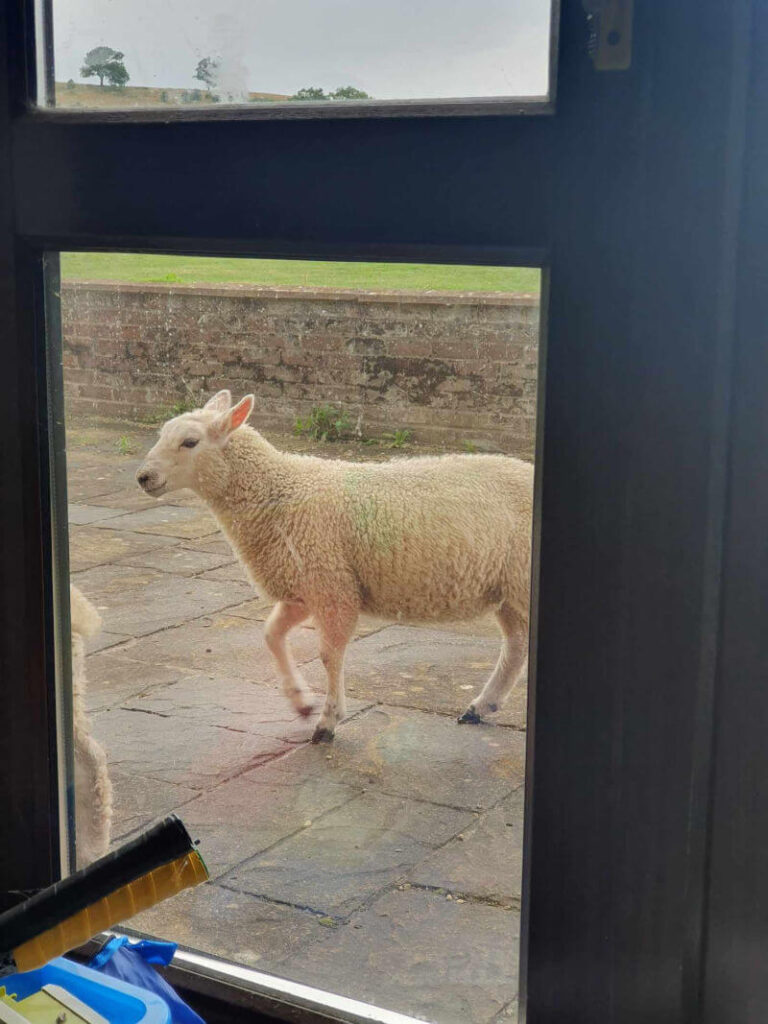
<box><xmin>58</xmin><ymin>252</ymin><xmax>540</xmax><ymax>1022</ymax></box>
<box><xmin>47</xmin><ymin>1</ymin><xmax>553</xmax><ymax>110</ymax></box>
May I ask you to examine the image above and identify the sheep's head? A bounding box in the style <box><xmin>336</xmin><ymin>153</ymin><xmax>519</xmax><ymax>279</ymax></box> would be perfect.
<box><xmin>136</xmin><ymin>390</ymin><xmax>254</xmax><ymax>497</ymax></box>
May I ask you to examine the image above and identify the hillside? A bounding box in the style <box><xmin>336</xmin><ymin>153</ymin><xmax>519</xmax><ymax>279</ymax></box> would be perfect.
<box><xmin>54</xmin><ymin>82</ymin><xmax>288</xmax><ymax>108</ymax></box>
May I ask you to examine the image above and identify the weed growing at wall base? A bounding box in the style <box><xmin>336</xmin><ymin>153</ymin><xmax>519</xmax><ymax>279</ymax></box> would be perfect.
<box><xmin>294</xmin><ymin>405</ymin><xmax>353</xmax><ymax>442</ymax></box>
<box><xmin>116</xmin><ymin>435</ymin><xmax>136</xmax><ymax>455</ymax></box>
<box><xmin>382</xmin><ymin>429</ymin><xmax>412</xmax><ymax>449</ymax></box>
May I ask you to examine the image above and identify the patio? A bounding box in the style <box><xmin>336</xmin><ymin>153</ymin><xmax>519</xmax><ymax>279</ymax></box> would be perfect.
<box><xmin>68</xmin><ymin>422</ymin><xmax>527</xmax><ymax>1024</ymax></box>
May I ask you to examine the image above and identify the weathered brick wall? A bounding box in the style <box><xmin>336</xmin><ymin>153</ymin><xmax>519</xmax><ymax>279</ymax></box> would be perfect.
<box><xmin>61</xmin><ymin>282</ymin><xmax>539</xmax><ymax>455</ymax></box>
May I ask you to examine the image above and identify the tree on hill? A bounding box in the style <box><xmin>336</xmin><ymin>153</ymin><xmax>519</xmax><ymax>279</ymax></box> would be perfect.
<box><xmin>80</xmin><ymin>47</ymin><xmax>129</xmax><ymax>88</ymax></box>
<box><xmin>290</xmin><ymin>86</ymin><xmax>327</xmax><ymax>101</ymax></box>
<box><xmin>289</xmin><ymin>85</ymin><xmax>371</xmax><ymax>101</ymax></box>
<box><xmin>194</xmin><ymin>56</ymin><xmax>220</xmax><ymax>93</ymax></box>
<box><xmin>330</xmin><ymin>85</ymin><xmax>370</xmax><ymax>100</ymax></box>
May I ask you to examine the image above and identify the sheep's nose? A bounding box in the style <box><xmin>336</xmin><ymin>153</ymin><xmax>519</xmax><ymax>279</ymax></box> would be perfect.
<box><xmin>137</xmin><ymin>469</ymin><xmax>155</xmax><ymax>489</ymax></box>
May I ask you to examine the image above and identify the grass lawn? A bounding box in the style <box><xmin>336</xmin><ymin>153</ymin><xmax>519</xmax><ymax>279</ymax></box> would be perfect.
<box><xmin>60</xmin><ymin>252</ymin><xmax>541</xmax><ymax>294</ymax></box>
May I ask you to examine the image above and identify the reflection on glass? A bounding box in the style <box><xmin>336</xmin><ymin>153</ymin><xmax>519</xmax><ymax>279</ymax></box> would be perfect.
<box><xmin>49</xmin><ymin>0</ymin><xmax>552</xmax><ymax>108</ymax></box>
<box><xmin>59</xmin><ymin>253</ymin><xmax>539</xmax><ymax>1022</ymax></box>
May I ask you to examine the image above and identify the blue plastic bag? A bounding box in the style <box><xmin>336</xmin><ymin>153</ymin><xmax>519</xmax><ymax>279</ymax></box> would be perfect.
<box><xmin>89</xmin><ymin>936</ymin><xmax>206</xmax><ymax>1024</ymax></box>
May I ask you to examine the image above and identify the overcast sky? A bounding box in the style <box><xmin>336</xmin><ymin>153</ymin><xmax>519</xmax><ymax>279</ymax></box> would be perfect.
<box><xmin>53</xmin><ymin>0</ymin><xmax>551</xmax><ymax>99</ymax></box>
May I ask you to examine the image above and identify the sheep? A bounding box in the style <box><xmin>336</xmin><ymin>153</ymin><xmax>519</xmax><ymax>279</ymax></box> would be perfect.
<box><xmin>70</xmin><ymin>584</ymin><xmax>113</xmax><ymax>866</ymax></box>
<box><xmin>136</xmin><ymin>391</ymin><xmax>533</xmax><ymax>743</ymax></box>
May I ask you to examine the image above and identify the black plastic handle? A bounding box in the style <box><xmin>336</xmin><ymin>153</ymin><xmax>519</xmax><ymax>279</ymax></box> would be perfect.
<box><xmin>0</xmin><ymin>815</ymin><xmax>193</xmax><ymax>957</ymax></box>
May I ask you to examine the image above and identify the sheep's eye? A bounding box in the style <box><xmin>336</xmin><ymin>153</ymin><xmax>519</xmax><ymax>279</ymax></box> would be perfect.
<box><xmin>180</xmin><ymin>438</ymin><xmax>199</xmax><ymax>449</ymax></box>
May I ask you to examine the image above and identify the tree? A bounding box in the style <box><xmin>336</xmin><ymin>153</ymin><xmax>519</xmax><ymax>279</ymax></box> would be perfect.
<box><xmin>80</xmin><ymin>47</ymin><xmax>129</xmax><ymax>89</ymax></box>
<box><xmin>290</xmin><ymin>87</ymin><xmax>327</xmax><ymax>101</ymax></box>
<box><xmin>194</xmin><ymin>57</ymin><xmax>219</xmax><ymax>92</ymax></box>
<box><xmin>289</xmin><ymin>85</ymin><xmax>371</xmax><ymax>101</ymax></box>
<box><xmin>330</xmin><ymin>86</ymin><xmax>370</xmax><ymax>100</ymax></box>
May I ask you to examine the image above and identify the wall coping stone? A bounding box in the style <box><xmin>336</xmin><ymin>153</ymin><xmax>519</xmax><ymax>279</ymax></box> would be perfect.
<box><xmin>61</xmin><ymin>280</ymin><xmax>540</xmax><ymax>308</ymax></box>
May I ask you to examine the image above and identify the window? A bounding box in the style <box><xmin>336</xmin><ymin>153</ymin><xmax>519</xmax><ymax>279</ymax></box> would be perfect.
<box><xmin>58</xmin><ymin>251</ymin><xmax>541</xmax><ymax>1022</ymax></box>
<box><xmin>44</xmin><ymin>0</ymin><xmax>556</xmax><ymax>115</ymax></box>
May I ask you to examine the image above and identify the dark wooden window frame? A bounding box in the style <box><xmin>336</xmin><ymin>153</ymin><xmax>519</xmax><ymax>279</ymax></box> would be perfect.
<box><xmin>2</xmin><ymin>0</ymin><xmax>767</xmax><ymax>1021</ymax></box>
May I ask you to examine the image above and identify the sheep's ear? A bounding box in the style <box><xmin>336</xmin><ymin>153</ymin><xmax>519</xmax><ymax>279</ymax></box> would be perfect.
<box><xmin>228</xmin><ymin>394</ymin><xmax>255</xmax><ymax>432</ymax></box>
<box><xmin>212</xmin><ymin>394</ymin><xmax>254</xmax><ymax>438</ymax></box>
<box><xmin>204</xmin><ymin>390</ymin><xmax>231</xmax><ymax>413</ymax></box>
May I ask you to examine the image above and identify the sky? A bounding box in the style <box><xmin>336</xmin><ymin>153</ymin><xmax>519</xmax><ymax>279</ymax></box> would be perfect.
<box><xmin>53</xmin><ymin>0</ymin><xmax>551</xmax><ymax>100</ymax></box>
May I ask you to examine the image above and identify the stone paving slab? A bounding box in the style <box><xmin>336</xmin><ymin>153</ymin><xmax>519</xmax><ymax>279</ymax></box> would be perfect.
<box><xmin>160</xmin><ymin>492</ymin><xmax>206</xmax><ymax>509</ymax></box>
<box><xmin>92</xmin><ymin>706</ymin><xmax>291</xmax><ymax>789</ymax></box>
<box><xmin>109</xmin><ymin>770</ymin><xmax>200</xmax><ymax>841</ymax></box>
<box><xmin>90</xmin><ymin>488</ymin><xmax>204</xmax><ymax>512</ymax></box>
<box><xmin>66</xmin><ymin>458</ymin><xmax>145</xmax><ymax>498</ymax></box>
<box><xmin>223</xmin><ymin>599</ymin><xmax>497</xmax><ymax>648</ymax></box>
<box><xmin>82</xmin><ymin>650</ymin><xmax>189</xmax><ymax>712</ymax></box>
<box><xmin>427</xmin><ymin>614</ymin><xmax>503</xmax><ymax>638</ymax></box>
<box><xmin>220</xmin><ymin>597</ymin><xmax>276</xmax><ymax>622</ymax></box>
<box><xmin>68</xmin><ymin>503</ymin><xmax>132</xmax><ymax>525</ymax></box>
<box><xmin>121</xmin><ymin>674</ymin><xmax>371</xmax><ymax>744</ymax></box>
<box><xmin>225</xmin><ymin>599</ymin><xmax>391</xmax><ymax>640</ymax></box>
<box><xmin>276</xmin><ymin>888</ymin><xmax>520</xmax><ymax>1024</ymax></box>
<box><xmin>68</xmin><ymin>478</ymin><xmax>129</xmax><ymax>502</ymax></box>
<box><xmin>120</xmin><ymin>612</ymin><xmax>320</xmax><ymax>680</ymax></box>
<box><xmin>72</xmin><ymin>565</ymin><xmax>253</xmax><ymax>638</ymax></box>
<box><xmin>69</xmin><ymin>525</ymin><xmax>173</xmax><ymax>572</ymax></box>
<box><xmin>199</xmin><ymin>563</ymin><xmax>250</xmax><ymax>583</ymax></box>
<box><xmin>126</xmin><ymin>884</ymin><xmax>327</xmax><ymax>971</ymax></box>
<box><xmin>92</xmin><ymin>505</ymin><xmax>219</xmax><ymax>540</ymax></box>
<box><xmin>87</xmin><ymin>631</ymin><xmax>134</xmax><ymax>654</ymax></box>
<box><xmin>114</xmin><ymin>545</ymin><xmax>235</xmax><ymax>577</ymax></box>
<box><xmin>77</xmin><ymin>489</ymin><xmax>162</xmax><ymax>513</ymax></box>
<box><xmin>269</xmin><ymin>705</ymin><xmax>526</xmax><ymax>811</ymax></box>
<box><xmin>171</xmin><ymin>760</ymin><xmax>361</xmax><ymax>879</ymax></box>
<box><xmin>408</xmin><ymin>787</ymin><xmax>525</xmax><ymax>907</ymax></box>
<box><xmin>225</xmin><ymin>790</ymin><xmax>473</xmax><ymax>917</ymax></box>
<box><xmin>181</xmin><ymin>536</ymin><xmax>237</xmax><ymax>557</ymax></box>
<box><xmin>492</xmin><ymin>1002</ymin><xmax>519</xmax><ymax>1021</ymax></box>
<box><xmin>301</xmin><ymin>626</ymin><xmax>527</xmax><ymax>725</ymax></box>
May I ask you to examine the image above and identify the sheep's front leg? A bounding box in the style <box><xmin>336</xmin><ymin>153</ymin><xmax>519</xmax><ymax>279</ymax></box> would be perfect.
<box><xmin>264</xmin><ymin>601</ymin><xmax>314</xmax><ymax>717</ymax></box>
<box><xmin>312</xmin><ymin>607</ymin><xmax>357</xmax><ymax>743</ymax></box>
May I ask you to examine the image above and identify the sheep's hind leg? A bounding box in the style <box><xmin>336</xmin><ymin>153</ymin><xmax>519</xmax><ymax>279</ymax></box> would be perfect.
<box><xmin>312</xmin><ymin>606</ymin><xmax>357</xmax><ymax>743</ymax></box>
<box><xmin>264</xmin><ymin>601</ymin><xmax>314</xmax><ymax>717</ymax></box>
<box><xmin>458</xmin><ymin>604</ymin><xmax>528</xmax><ymax>724</ymax></box>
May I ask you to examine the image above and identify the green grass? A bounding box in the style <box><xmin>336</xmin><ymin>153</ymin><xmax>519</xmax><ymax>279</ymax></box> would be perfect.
<box><xmin>60</xmin><ymin>252</ymin><xmax>540</xmax><ymax>293</ymax></box>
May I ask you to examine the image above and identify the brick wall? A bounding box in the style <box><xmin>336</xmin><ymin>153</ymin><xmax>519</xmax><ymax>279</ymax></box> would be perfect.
<box><xmin>61</xmin><ymin>282</ymin><xmax>540</xmax><ymax>455</ymax></box>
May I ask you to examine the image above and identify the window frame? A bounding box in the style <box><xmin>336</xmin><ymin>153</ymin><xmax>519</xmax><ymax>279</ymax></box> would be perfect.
<box><xmin>31</xmin><ymin>0</ymin><xmax>560</xmax><ymax>122</ymax></box>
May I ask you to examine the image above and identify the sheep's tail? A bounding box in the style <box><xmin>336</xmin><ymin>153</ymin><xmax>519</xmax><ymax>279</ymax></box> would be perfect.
<box><xmin>70</xmin><ymin>584</ymin><xmax>102</xmax><ymax>638</ymax></box>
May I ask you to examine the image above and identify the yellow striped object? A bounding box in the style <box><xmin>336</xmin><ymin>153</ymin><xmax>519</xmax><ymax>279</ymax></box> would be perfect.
<box><xmin>12</xmin><ymin>851</ymin><xmax>208</xmax><ymax>974</ymax></box>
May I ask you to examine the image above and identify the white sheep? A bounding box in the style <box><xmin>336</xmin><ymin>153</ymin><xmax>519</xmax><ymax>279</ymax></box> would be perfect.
<box><xmin>136</xmin><ymin>391</ymin><xmax>533</xmax><ymax>742</ymax></box>
<box><xmin>70</xmin><ymin>584</ymin><xmax>113</xmax><ymax>865</ymax></box>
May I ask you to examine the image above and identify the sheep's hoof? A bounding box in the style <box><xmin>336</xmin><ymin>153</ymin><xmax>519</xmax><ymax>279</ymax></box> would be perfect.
<box><xmin>298</xmin><ymin>703</ymin><xmax>315</xmax><ymax>718</ymax></box>
<box><xmin>312</xmin><ymin>726</ymin><xmax>335</xmax><ymax>744</ymax></box>
<box><xmin>458</xmin><ymin>707</ymin><xmax>483</xmax><ymax>725</ymax></box>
